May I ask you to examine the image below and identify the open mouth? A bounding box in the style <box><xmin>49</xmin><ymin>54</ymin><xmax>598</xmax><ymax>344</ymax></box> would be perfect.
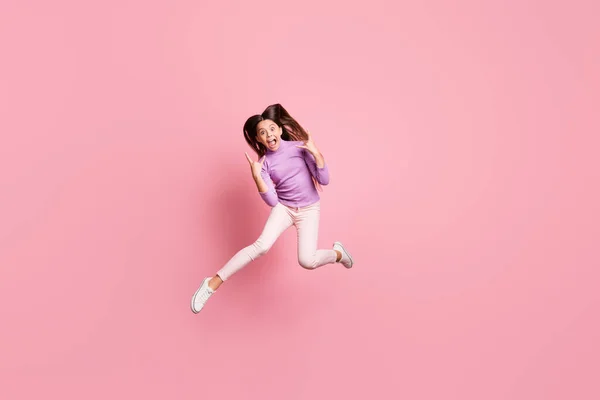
<box><xmin>267</xmin><ymin>138</ymin><xmax>277</xmax><ymax>147</ymax></box>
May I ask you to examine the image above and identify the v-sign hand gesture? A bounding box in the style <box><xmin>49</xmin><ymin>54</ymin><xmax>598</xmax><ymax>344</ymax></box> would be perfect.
<box><xmin>245</xmin><ymin>152</ymin><xmax>265</xmax><ymax>178</ymax></box>
<box><xmin>296</xmin><ymin>130</ymin><xmax>319</xmax><ymax>154</ymax></box>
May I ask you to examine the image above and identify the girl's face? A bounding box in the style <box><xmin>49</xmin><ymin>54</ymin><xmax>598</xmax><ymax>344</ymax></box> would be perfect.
<box><xmin>256</xmin><ymin>119</ymin><xmax>283</xmax><ymax>151</ymax></box>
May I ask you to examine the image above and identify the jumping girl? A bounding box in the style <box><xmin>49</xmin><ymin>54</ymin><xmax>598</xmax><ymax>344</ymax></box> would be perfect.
<box><xmin>191</xmin><ymin>104</ymin><xmax>353</xmax><ymax>313</ymax></box>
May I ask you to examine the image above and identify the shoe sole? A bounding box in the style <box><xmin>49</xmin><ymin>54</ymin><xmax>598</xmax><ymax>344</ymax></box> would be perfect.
<box><xmin>334</xmin><ymin>241</ymin><xmax>354</xmax><ymax>268</ymax></box>
<box><xmin>190</xmin><ymin>277</ymin><xmax>210</xmax><ymax>314</ymax></box>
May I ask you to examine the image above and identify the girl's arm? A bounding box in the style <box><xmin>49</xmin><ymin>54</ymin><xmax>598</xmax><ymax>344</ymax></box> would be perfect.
<box><xmin>253</xmin><ymin>172</ymin><xmax>269</xmax><ymax>193</ymax></box>
<box><xmin>246</xmin><ymin>152</ymin><xmax>278</xmax><ymax>206</ymax></box>
<box><xmin>302</xmin><ymin>149</ymin><xmax>330</xmax><ymax>185</ymax></box>
<box><xmin>257</xmin><ymin>168</ymin><xmax>279</xmax><ymax>207</ymax></box>
<box><xmin>296</xmin><ymin>130</ymin><xmax>329</xmax><ymax>185</ymax></box>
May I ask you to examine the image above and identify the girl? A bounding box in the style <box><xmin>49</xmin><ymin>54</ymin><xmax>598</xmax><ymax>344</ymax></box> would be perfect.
<box><xmin>191</xmin><ymin>104</ymin><xmax>353</xmax><ymax>313</ymax></box>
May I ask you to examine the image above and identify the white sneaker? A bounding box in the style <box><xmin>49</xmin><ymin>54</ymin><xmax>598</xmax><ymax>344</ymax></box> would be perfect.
<box><xmin>333</xmin><ymin>241</ymin><xmax>354</xmax><ymax>268</ymax></box>
<box><xmin>190</xmin><ymin>277</ymin><xmax>215</xmax><ymax>313</ymax></box>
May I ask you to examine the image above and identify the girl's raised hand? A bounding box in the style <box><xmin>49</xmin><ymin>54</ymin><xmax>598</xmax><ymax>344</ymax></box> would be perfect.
<box><xmin>296</xmin><ymin>129</ymin><xmax>319</xmax><ymax>154</ymax></box>
<box><xmin>245</xmin><ymin>152</ymin><xmax>265</xmax><ymax>178</ymax></box>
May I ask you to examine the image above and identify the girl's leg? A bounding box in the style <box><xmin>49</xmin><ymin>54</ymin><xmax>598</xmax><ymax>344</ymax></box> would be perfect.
<box><xmin>295</xmin><ymin>203</ymin><xmax>338</xmax><ymax>270</ymax></box>
<box><xmin>214</xmin><ymin>203</ymin><xmax>293</xmax><ymax>286</ymax></box>
<box><xmin>192</xmin><ymin>203</ymin><xmax>293</xmax><ymax>313</ymax></box>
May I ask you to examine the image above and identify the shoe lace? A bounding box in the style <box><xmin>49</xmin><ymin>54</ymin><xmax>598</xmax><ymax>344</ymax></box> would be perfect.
<box><xmin>198</xmin><ymin>288</ymin><xmax>213</xmax><ymax>303</ymax></box>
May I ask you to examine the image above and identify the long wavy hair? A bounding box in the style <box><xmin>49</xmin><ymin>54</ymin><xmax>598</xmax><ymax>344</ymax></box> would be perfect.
<box><xmin>243</xmin><ymin>103</ymin><xmax>309</xmax><ymax>157</ymax></box>
<box><xmin>243</xmin><ymin>103</ymin><xmax>321</xmax><ymax>190</ymax></box>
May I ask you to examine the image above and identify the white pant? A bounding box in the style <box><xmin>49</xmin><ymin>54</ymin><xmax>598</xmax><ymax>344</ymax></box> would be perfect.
<box><xmin>216</xmin><ymin>201</ymin><xmax>337</xmax><ymax>281</ymax></box>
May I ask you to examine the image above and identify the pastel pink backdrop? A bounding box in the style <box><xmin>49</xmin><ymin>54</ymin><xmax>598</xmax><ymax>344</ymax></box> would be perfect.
<box><xmin>1</xmin><ymin>1</ymin><xmax>598</xmax><ymax>399</ymax></box>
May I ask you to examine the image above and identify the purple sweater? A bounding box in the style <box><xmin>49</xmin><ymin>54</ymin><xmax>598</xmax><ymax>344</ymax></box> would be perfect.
<box><xmin>259</xmin><ymin>140</ymin><xmax>330</xmax><ymax>207</ymax></box>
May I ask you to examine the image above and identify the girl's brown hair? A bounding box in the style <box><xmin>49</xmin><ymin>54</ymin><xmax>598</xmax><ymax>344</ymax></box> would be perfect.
<box><xmin>243</xmin><ymin>104</ymin><xmax>321</xmax><ymax>191</ymax></box>
<box><xmin>243</xmin><ymin>103</ymin><xmax>309</xmax><ymax>158</ymax></box>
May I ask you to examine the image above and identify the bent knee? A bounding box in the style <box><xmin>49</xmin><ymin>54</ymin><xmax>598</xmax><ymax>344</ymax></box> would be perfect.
<box><xmin>298</xmin><ymin>257</ymin><xmax>317</xmax><ymax>270</ymax></box>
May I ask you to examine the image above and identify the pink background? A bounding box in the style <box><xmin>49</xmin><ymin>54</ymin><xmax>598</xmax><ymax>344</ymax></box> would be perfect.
<box><xmin>1</xmin><ymin>1</ymin><xmax>599</xmax><ymax>399</ymax></box>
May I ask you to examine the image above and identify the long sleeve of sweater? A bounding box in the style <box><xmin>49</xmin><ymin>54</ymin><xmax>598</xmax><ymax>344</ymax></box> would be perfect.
<box><xmin>258</xmin><ymin>164</ymin><xmax>279</xmax><ymax>207</ymax></box>
<box><xmin>302</xmin><ymin>149</ymin><xmax>330</xmax><ymax>185</ymax></box>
